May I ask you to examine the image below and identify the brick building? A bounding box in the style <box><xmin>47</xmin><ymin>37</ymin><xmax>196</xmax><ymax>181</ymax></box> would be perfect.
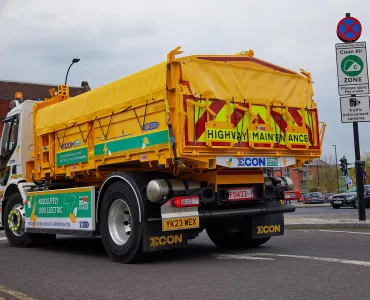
<box><xmin>272</xmin><ymin>158</ymin><xmax>328</xmax><ymax>192</ymax></box>
<box><xmin>0</xmin><ymin>80</ymin><xmax>88</xmax><ymax>133</ymax></box>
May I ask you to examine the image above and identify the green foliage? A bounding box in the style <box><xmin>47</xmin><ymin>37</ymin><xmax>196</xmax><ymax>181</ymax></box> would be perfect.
<box><xmin>348</xmin><ymin>151</ymin><xmax>370</xmax><ymax>185</ymax></box>
<box><xmin>307</xmin><ymin>155</ymin><xmax>344</xmax><ymax>193</ymax></box>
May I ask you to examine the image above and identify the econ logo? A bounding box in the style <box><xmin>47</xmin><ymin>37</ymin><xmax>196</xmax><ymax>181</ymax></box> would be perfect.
<box><xmin>60</xmin><ymin>140</ymin><xmax>81</xmax><ymax>150</ymax></box>
<box><xmin>257</xmin><ymin>225</ymin><xmax>281</xmax><ymax>235</ymax></box>
<box><xmin>149</xmin><ymin>234</ymin><xmax>183</xmax><ymax>247</ymax></box>
<box><xmin>226</xmin><ymin>158</ymin><xmax>233</xmax><ymax>167</ymax></box>
<box><xmin>237</xmin><ymin>157</ymin><xmax>278</xmax><ymax>167</ymax></box>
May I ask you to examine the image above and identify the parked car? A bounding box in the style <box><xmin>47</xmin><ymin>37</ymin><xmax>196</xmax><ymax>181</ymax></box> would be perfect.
<box><xmin>299</xmin><ymin>192</ymin><xmax>307</xmax><ymax>202</ymax></box>
<box><xmin>304</xmin><ymin>192</ymin><xmax>324</xmax><ymax>204</ymax></box>
<box><xmin>324</xmin><ymin>193</ymin><xmax>335</xmax><ymax>203</ymax></box>
<box><xmin>330</xmin><ymin>185</ymin><xmax>370</xmax><ymax>209</ymax></box>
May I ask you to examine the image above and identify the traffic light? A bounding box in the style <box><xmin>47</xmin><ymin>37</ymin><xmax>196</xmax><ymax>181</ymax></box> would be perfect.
<box><xmin>340</xmin><ymin>156</ymin><xmax>348</xmax><ymax>176</ymax></box>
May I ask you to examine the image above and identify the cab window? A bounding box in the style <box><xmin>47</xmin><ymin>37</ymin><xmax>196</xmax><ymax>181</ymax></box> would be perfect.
<box><xmin>0</xmin><ymin>115</ymin><xmax>19</xmax><ymax>186</ymax></box>
<box><xmin>1</xmin><ymin>116</ymin><xmax>18</xmax><ymax>156</ymax></box>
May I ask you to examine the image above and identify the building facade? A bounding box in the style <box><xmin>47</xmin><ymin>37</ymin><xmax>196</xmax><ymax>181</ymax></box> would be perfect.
<box><xmin>272</xmin><ymin>158</ymin><xmax>328</xmax><ymax>192</ymax></box>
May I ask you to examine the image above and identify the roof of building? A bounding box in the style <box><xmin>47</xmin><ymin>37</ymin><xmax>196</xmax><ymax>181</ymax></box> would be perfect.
<box><xmin>0</xmin><ymin>80</ymin><xmax>87</xmax><ymax>101</ymax></box>
<box><xmin>304</xmin><ymin>158</ymin><xmax>329</xmax><ymax>166</ymax></box>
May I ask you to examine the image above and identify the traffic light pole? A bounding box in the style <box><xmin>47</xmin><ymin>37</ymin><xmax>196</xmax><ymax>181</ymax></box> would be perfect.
<box><xmin>340</xmin><ymin>156</ymin><xmax>348</xmax><ymax>190</ymax></box>
<box><xmin>353</xmin><ymin>121</ymin><xmax>366</xmax><ymax>221</ymax></box>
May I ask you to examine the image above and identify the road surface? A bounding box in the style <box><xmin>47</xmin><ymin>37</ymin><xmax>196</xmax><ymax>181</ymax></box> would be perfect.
<box><xmin>1</xmin><ymin>228</ymin><xmax>370</xmax><ymax>300</ymax></box>
<box><xmin>288</xmin><ymin>205</ymin><xmax>370</xmax><ymax>220</ymax></box>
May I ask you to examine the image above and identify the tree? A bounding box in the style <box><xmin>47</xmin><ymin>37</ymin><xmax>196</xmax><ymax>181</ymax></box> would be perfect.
<box><xmin>307</xmin><ymin>155</ymin><xmax>343</xmax><ymax>193</ymax></box>
<box><xmin>362</xmin><ymin>151</ymin><xmax>370</xmax><ymax>185</ymax></box>
<box><xmin>347</xmin><ymin>151</ymin><xmax>370</xmax><ymax>186</ymax></box>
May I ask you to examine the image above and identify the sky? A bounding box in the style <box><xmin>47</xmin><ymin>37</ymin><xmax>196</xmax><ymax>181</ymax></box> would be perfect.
<box><xmin>0</xmin><ymin>0</ymin><xmax>369</xmax><ymax>163</ymax></box>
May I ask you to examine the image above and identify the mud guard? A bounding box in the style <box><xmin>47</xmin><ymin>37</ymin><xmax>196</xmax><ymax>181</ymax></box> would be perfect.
<box><xmin>251</xmin><ymin>213</ymin><xmax>284</xmax><ymax>239</ymax></box>
<box><xmin>142</xmin><ymin>221</ymin><xmax>190</xmax><ymax>252</ymax></box>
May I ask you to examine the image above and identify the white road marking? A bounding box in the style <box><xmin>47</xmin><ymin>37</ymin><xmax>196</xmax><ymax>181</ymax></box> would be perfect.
<box><xmin>295</xmin><ymin>209</ymin><xmax>331</xmax><ymax>212</ymax></box>
<box><xmin>318</xmin><ymin>230</ymin><xmax>370</xmax><ymax>235</ymax></box>
<box><xmin>253</xmin><ymin>253</ymin><xmax>370</xmax><ymax>267</ymax></box>
<box><xmin>214</xmin><ymin>252</ymin><xmax>370</xmax><ymax>267</ymax></box>
<box><xmin>213</xmin><ymin>254</ymin><xmax>274</xmax><ymax>261</ymax></box>
<box><xmin>0</xmin><ymin>237</ymin><xmax>7</xmax><ymax>241</ymax></box>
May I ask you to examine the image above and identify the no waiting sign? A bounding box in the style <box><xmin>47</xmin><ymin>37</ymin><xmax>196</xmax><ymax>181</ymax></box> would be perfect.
<box><xmin>336</xmin><ymin>42</ymin><xmax>369</xmax><ymax>96</ymax></box>
<box><xmin>337</xmin><ymin>16</ymin><xmax>362</xmax><ymax>43</ymax></box>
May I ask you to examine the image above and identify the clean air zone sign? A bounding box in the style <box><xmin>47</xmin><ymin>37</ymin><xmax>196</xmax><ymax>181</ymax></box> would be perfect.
<box><xmin>336</xmin><ymin>42</ymin><xmax>369</xmax><ymax>96</ymax></box>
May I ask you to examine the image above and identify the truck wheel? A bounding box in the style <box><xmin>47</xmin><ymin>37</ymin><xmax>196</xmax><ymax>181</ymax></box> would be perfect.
<box><xmin>100</xmin><ymin>181</ymin><xmax>143</xmax><ymax>263</ymax></box>
<box><xmin>206</xmin><ymin>220</ymin><xmax>270</xmax><ymax>250</ymax></box>
<box><xmin>4</xmin><ymin>193</ymin><xmax>40</xmax><ymax>247</ymax></box>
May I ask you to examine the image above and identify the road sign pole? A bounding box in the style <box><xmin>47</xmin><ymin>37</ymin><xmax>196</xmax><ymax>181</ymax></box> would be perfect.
<box><xmin>353</xmin><ymin>120</ymin><xmax>366</xmax><ymax>220</ymax></box>
<box><xmin>336</xmin><ymin>13</ymin><xmax>367</xmax><ymax>221</ymax></box>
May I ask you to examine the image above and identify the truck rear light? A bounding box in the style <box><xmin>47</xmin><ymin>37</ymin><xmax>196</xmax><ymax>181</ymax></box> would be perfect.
<box><xmin>172</xmin><ymin>196</ymin><xmax>200</xmax><ymax>208</ymax></box>
<box><xmin>284</xmin><ymin>190</ymin><xmax>300</xmax><ymax>200</ymax></box>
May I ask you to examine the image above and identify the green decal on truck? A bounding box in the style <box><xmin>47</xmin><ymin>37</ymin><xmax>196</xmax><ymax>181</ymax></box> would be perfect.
<box><xmin>25</xmin><ymin>187</ymin><xmax>95</xmax><ymax>231</ymax></box>
<box><xmin>56</xmin><ymin>147</ymin><xmax>88</xmax><ymax>166</ymax></box>
<box><xmin>94</xmin><ymin>129</ymin><xmax>169</xmax><ymax>156</ymax></box>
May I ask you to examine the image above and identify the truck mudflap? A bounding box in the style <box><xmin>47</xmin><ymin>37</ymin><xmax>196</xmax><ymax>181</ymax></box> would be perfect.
<box><xmin>251</xmin><ymin>213</ymin><xmax>285</xmax><ymax>239</ymax></box>
<box><xmin>142</xmin><ymin>221</ymin><xmax>191</xmax><ymax>252</ymax></box>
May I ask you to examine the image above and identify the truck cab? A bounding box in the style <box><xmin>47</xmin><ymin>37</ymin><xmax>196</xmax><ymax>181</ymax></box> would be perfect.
<box><xmin>0</xmin><ymin>94</ymin><xmax>38</xmax><ymax>228</ymax></box>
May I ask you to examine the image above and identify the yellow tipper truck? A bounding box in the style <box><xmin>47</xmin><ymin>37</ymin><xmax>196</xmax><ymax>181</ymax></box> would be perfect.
<box><xmin>0</xmin><ymin>47</ymin><xmax>325</xmax><ymax>263</ymax></box>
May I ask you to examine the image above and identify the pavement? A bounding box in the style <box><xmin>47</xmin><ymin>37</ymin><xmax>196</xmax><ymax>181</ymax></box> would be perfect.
<box><xmin>285</xmin><ymin>204</ymin><xmax>370</xmax><ymax>229</ymax></box>
<box><xmin>292</xmin><ymin>202</ymin><xmax>331</xmax><ymax>208</ymax></box>
<box><xmin>1</xmin><ymin>228</ymin><xmax>370</xmax><ymax>299</ymax></box>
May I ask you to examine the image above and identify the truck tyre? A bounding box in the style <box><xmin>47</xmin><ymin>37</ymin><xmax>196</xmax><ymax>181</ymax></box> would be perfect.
<box><xmin>100</xmin><ymin>181</ymin><xmax>143</xmax><ymax>263</ymax></box>
<box><xmin>206</xmin><ymin>219</ymin><xmax>270</xmax><ymax>250</ymax></box>
<box><xmin>4</xmin><ymin>193</ymin><xmax>41</xmax><ymax>247</ymax></box>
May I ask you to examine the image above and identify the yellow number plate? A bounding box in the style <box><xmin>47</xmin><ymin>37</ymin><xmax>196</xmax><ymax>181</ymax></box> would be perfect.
<box><xmin>162</xmin><ymin>216</ymin><xmax>199</xmax><ymax>231</ymax></box>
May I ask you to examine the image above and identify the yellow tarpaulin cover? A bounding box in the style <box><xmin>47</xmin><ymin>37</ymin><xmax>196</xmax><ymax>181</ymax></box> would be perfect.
<box><xmin>36</xmin><ymin>54</ymin><xmax>314</xmax><ymax>135</ymax></box>
<box><xmin>180</xmin><ymin>57</ymin><xmax>314</xmax><ymax>107</ymax></box>
<box><xmin>36</xmin><ymin>62</ymin><xmax>167</xmax><ymax>135</ymax></box>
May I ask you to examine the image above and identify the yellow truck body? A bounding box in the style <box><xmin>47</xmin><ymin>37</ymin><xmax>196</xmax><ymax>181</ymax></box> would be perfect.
<box><xmin>30</xmin><ymin>47</ymin><xmax>324</xmax><ymax>184</ymax></box>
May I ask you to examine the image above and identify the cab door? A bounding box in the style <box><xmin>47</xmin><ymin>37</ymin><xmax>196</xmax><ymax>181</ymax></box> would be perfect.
<box><xmin>0</xmin><ymin>114</ymin><xmax>19</xmax><ymax>227</ymax></box>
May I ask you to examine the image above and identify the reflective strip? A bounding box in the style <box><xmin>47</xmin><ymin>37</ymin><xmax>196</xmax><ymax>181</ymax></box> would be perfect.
<box><xmin>194</xmin><ymin>100</ymin><xmax>225</xmax><ymax>142</ymax></box>
<box><xmin>185</xmin><ymin>96</ymin><xmax>318</xmax><ymax>147</ymax></box>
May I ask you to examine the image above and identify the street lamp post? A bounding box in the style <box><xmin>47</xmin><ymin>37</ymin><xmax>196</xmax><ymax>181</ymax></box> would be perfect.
<box><xmin>65</xmin><ymin>58</ymin><xmax>80</xmax><ymax>85</ymax></box>
<box><xmin>317</xmin><ymin>159</ymin><xmax>320</xmax><ymax>192</ymax></box>
<box><xmin>333</xmin><ymin>145</ymin><xmax>339</xmax><ymax>193</ymax></box>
